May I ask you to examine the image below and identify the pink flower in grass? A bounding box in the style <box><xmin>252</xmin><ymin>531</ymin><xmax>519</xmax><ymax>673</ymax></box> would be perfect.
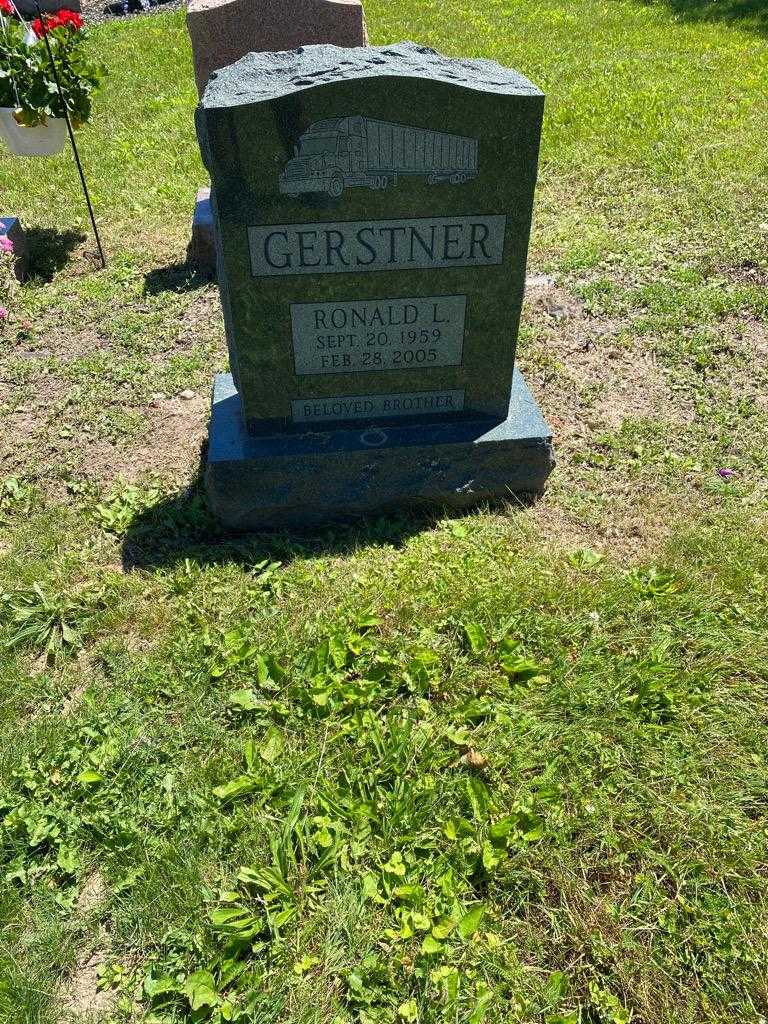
<box><xmin>0</xmin><ymin>307</ymin><xmax>8</xmax><ymax>321</ymax></box>
<box><xmin>0</xmin><ymin>234</ymin><xmax>13</xmax><ymax>254</ymax></box>
<box><xmin>718</xmin><ymin>468</ymin><xmax>736</xmax><ymax>479</ymax></box>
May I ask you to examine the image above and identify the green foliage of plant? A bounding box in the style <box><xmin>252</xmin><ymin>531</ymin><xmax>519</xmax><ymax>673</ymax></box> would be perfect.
<box><xmin>1</xmin><ymin>580</ymin><xmax>105</xmax><ymax>656</ymax></box>
<box><xmin>1</xmin><ymin>520</ymin><xmax>767</xmax><ymax>1024</ymax></box>
<box><xmin>0</xmin><ymin>476</ymin><xmax>36</xmax><ymax>515</ymax></box>
<box><xmin>95</xmin><ymin>480</ymin><xmax>165</xmax><ymax>536</ymax></box>
<box><xmin>117</xmin><ymin>612</ymin><xmax>558</xmax><ymax>1024</ymax></box>
<box><xmin>0</xmin><ymin>14</ymin><xmax>104</xmax><ymax>127</ymax></box>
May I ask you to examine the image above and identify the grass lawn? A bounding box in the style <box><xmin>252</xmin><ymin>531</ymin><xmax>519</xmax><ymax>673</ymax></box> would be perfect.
<box><xmin>1</xmin><ymin>1</ymin><xmax>768</xmax><ymax>1022</ymax></box>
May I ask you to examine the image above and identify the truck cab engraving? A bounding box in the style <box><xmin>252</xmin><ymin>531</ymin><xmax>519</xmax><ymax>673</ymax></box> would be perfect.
<box><xmin>279</xmin><ymin>116</ymin><xmax>478</xmax><ymax>198</ymax></box>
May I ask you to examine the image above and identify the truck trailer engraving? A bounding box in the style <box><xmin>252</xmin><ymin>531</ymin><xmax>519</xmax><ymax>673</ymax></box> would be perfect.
<box><xmin>279</xmin><ymin>116</ymin><xmax>479</xmax><ymax>198</ymax></box>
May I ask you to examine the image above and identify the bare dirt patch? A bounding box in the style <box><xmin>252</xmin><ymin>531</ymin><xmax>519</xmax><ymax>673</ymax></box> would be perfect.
<box><xmin>77</xmin><ymin>871</ymin><xmax>108</xmax><ymax>916</ymax></box>
<box><xmin>725</xmin><ymin>312</ymin><xmax>768</xmax><ymax>361</ymax></box>
<box><xmin>61</xmin><ymin>650</ymin><xmax>97</xmax><ymax>715</ymax></box>
<box><xmin>6</xmin><ymin>284</ymin><xmax>220</xmax><ymax>367</ymax></box>
<box><xmin>0</xmin><ymin>387</ymin><xmax>208</xmax><ymax>487</ymax></box>
<box><xmin>525</xmin><ymin>484</ymin><xmax>718</xmax><ymax>563</ymax></box>
<box><xmin>62</xmin><ymin>677</ymin><xmax>90</xmax><ymax>716</ymax></box>
<box><xmin>59</xmin><ymin>874</ymin><xmax>115</xmax><ymax>1021</ymax></box>
<box><xmin>0</xmin><ymin>375</ymin><xmax>73</xmax><ymax>461</ymax></box>
<box><xmin>0</xmin><ymin>284</ymin><xmax>219</xmax><ymax>490</ymax></box>
<box><xmin>60</xmin><ymin>947</ymin><xmax>117</xmax><ymax>1022</ymax></box>
<box><xmin>171</xmin><ymin>290</ymin><xmax>222</xmax><ymax>346</ymax></box>
<box><xmin>520</xmin><ymin>277</ymin><xmax>690</xmax><ymax>453</ymax></box>
<box><xmin>83</xmin><ymin>392</ymin><xmax>209</xmax><ymax>483</ymax></box>
<box><xmin>722</xmin><ymin>261</ymin><xmax>768</xmax><ymax>288</ymax></box>
<box><xmin>16</xmin><ymin>326</ymin><xmax>107</xmax><ymax>364</ymax></box>
<box><xmin>516</xmin><ymin>277</ymin><xmax>702</xmax><ymax>559</ymax></box>
<box><xmin>0</xmin><ymin>369</ymin><xmax>99</xmax><ymax>489</ymax></box>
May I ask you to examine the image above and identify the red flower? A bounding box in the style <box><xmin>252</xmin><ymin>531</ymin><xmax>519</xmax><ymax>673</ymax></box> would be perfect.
<box><xmin>0</xmin><ymin>0</ymin><xmax>15</xmax><ymax>16</ymax></box>
<box><xmin>57</xmin><ymin>8</ymin><xmax>83</xmax><ymax>28</ymax></box>
<box><xmin>31</xmin><ymin>8</ymin><xmax>83</xmax><ymax>33</ymax></box>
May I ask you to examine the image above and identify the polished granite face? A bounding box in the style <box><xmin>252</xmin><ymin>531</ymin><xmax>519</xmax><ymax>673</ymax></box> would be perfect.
<box><xmin>197</xmin><ymin>41</ymin><xmax>544</xmax><ymax>432</ymax></box>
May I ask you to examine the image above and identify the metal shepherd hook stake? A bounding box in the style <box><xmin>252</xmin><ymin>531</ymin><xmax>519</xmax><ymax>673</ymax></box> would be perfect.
<box><xmin>33</xmin><ymin>0</ymin><xmax>106</xmax><ymax>268</ymax></box>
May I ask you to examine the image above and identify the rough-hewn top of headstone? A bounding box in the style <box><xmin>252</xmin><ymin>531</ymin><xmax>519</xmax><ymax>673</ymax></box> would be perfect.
<box><xmin>202</xmin><ymin>40</ymin><xmax>542</xmax><ymax>107</ymax></box>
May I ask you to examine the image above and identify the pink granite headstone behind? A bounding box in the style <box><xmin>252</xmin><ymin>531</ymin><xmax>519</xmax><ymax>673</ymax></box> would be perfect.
<box><xmin>186</xmin><ymin>0</ymin><xmax>368</xmax><ymax>98</ymax></box>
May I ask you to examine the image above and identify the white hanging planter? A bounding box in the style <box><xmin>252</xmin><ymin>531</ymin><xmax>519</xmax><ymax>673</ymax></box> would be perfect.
<box><xmin>0</xmin><ymin>107</ymin><xmax>67</xmax><ymax>156</ymax></box>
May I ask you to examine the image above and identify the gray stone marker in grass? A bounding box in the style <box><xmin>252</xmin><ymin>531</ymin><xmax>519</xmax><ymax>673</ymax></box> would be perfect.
<box><xmin>0</xmin><ymin>216</ymin><xmax>27</xmax><ymax>281</ymax></box>
<box><xmin>196</xmin><ymin>41</ymin><xmax>554</xmax><ymax>530</ymax></box>
<box><xmin>186</xmin><ymin>186</ymin><xmax>215</xmax><ymax>275</ymax></box>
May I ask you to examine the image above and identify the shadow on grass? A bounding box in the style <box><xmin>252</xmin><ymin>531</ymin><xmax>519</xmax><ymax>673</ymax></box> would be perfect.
<box><xmin>119</xmin><ymin>470</ymin><xmax>535</xmax><ymax>571</ymax></box>
<box><xmin>636</xmin><ymin>0</ymin><xmax>768</xmax><ymax>35</ymax></box>
<box><xmin>24</xmin><ymin>227</ymin><xmax>86</xmax><ymax>283</ymax></box>
<box><xmin>120</xmin><ymin>473</ymin><xmax>452</xmax><ymax>571</ymax></box>
<box><xmin>144</xmin><ymin>262</ymin><xmax>211</xmax><ymax>295</ymax></box>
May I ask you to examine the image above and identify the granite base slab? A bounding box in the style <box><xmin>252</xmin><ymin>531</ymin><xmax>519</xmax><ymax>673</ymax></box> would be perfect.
<box><xmin>206</xmin><ymin>369</ymin><xmax>554</xmax><ymax>531</ymax></box>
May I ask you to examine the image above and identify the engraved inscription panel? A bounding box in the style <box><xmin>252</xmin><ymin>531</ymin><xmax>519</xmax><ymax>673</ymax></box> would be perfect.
<box><xmin>291</xmin><ymin>295</ymin><xmax>466</xmax><ymax>375</ymax></box>
<box><xmin>249</xmin><ymin>216</ymin><xmax>506</xmax><ymax>277</ymax></box>
<box><xmin>292</xmin><ymin>389</ymin><xmax>465</xmax><ymax>423</ymax></box>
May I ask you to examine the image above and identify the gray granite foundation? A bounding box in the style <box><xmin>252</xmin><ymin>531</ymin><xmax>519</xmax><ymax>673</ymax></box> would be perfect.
<box><xmin>206</xmin><ymin>368</ymin><xmax>553</xmax><ymax>530</ymax></box>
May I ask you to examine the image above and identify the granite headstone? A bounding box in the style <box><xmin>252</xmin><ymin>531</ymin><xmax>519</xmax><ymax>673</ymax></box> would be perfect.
<box><xmin>187</xmin><ymin>0</ymin><xmax>368</xmax><ymax>98</ymax></box>
<box><xmin>197</xmin><ymin>42</ymin><xmax>554</xmax><ymax>529</ymax></box>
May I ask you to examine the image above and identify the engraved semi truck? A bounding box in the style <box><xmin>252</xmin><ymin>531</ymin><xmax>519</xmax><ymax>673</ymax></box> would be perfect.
<box><xmin>279</xmin><ymin>116</ymin><xmax>478</xmax><ymax>199</ymax></box>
